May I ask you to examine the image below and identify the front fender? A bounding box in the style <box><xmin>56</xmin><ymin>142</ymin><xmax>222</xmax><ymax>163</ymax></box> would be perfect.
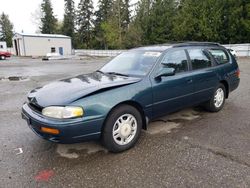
<box><xmin>71</xmin><ymin>78</ymin><xmax>153</xmax><ymax>124</ymax></box>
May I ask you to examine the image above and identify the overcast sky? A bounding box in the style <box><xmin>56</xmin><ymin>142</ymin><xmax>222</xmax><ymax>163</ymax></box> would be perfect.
<box><xmin>0</xmin><ymin>0</ymin><xmax>137</xmax><ymax>34</ymax></box>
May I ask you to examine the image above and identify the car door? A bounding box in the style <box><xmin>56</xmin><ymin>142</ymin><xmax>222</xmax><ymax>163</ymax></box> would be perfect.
<box><xmin>186</xmin><ymin>48</ymin><xmax>219</xmax><ymax>104</ymax></box>
<box><xmin>150</xmin><ymin>49</ymin><xmax>195</xmax><ymax>118</ymax></box>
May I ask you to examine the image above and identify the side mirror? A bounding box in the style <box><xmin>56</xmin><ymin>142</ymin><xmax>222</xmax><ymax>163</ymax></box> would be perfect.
<box><xmin>155</xmin><ymin>67</ymin><xmax>175</xmax><ymax>79</ymax></box>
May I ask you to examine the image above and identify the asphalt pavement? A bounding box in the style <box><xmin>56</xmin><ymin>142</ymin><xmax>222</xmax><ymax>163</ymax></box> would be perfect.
<box><xmin>0</xmin><ymin>57</ymin><xmax>249</xmax><ymax>188</ymax></box>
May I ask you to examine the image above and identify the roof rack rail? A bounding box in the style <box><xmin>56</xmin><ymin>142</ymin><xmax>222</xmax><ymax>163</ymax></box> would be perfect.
<box><xmin>173</xmin><ymin>42</ymin><xmax>221</xmax><ymax>47</ymax></box>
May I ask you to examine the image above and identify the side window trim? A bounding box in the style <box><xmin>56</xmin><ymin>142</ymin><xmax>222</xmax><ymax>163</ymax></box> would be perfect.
<box><xmin>184</xmin><ymin>49</ymin><xmax>192</xmax><ymax>71</ymax></box>
<box><xmin>186</xmin><ymin>48</ymin><xmax>214</xmax><ymax>71</ymax></box>
<box><xmin>159</xmin><ymin>49</ymin><xmax>189</xmax><ymax>75</ymax></box>
<box><xmin>203</xmin><ymin>49</ymin><xmax>217</xmax><ymax>67</ymax></box>
<box><xmin>207</xmin><ymin>48</ymin><xmax>230</xmax><ymax>65</ymax></box>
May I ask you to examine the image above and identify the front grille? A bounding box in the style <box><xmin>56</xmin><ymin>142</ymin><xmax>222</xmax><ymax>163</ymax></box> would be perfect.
<box><xmin>28</xmin><ymin>102</ymin><xmax>43</xmax><ymax>113</ymax></box>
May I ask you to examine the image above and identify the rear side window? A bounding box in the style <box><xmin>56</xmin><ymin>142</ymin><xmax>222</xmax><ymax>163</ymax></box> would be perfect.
<box><xmin>188</xmin><ymin>49</ymin><xmax>212</xmax><ymax>70</ymax></box>
<box><xmin>208</xmin><ymin>49</ymin><xmax>229</xmax><ymax>65</ymax></box>
<box><xmin>161</xmin><ymin>50</ymin><xmax>188</xmax><ymax>73</ymax></box>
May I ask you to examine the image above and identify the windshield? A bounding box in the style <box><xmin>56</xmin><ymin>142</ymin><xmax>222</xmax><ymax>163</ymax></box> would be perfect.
<box><xmin>100</xmin><ymin>51</ymin><xmax>162</xmax><ymax>77</ymax></box>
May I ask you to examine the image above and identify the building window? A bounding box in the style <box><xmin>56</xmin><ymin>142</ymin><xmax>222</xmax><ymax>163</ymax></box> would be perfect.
<box><xmin>0</xmin><ymin>45</ymin><xmax>3</xmax><ymax>49</ymax></box>
<box><xmin>51</xmin><ymin>47</ymin><xmax>56</xmax><ymax>53</ymax></box>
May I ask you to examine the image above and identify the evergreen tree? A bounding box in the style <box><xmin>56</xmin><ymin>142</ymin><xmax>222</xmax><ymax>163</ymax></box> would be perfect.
<box><xmin>75</xmin><ymin>0</ymin><xmax>250</xmax><ymax>49</ymax></box>
<box><xmin>172</xmin><ymin>0</ymin><xmax>250</xmax><ymax>44</ymax></box>
<box><xmin>101</xmin><ymin>0</ymin><xmax>131</xmax><ymax>49</ymax></box>
<box><xmin>94</xmin><ymin>0</ymin><xmax>113</xmax><ymax>49</ymax></box>
<box><xmin>95</xmin><ymin>0</ymin><xmax>112</xmax><ymax>27</ymax></box>
<box><xmin>132</xmin><ymin>0</ymin><xmax>153</xmax><ymax>45</ymax></box>
<box><xmin>146</xmin><ymin>0</ymin><xmax>176</xmax><ymax>44</ymax></box>
<box><xmin>62</xmin><ymin>0</ymin><xmax>76</xmax><ymax>47</ymax></box>
<box><xmin>121</xmin><ymin>0</ymin><xmax>130</xmax><ymax>30</ymax></box>
<box><xmin>40</xmin><ymin>0</ymin><xmax>58</xmax><ymax>34</ymax></box>
<box><xmin>130</xmin><ymin>0</ymin><xmax>176</xmax><ymax>45</ymax></box>
<box><xmin>219</xmin><ymin>0</ymin><xmax>250</xmax><ymax>43</ymax></box>
<box><xmin>0</xmin><ymin>13</ymin><xmax>14</xmax><ymax>47</ymax></box>
<box><xmin>123</xmin><ymin>21</ymin><xmax>143</xmax><ymax>48</ymax></box>
<box><xmin>240</xmin><ymin>0</ymin><xmax>250</xmax><ymax>42</ymax></box>
<box><xmin>77</xmin><ymin>0</ymin><xmax>94</xmax><ymax>48</ymax></box>
<box><xmin>173</xmin><ymin>0</ymin><xmax>201</xmax><ymax>41</ymax></box>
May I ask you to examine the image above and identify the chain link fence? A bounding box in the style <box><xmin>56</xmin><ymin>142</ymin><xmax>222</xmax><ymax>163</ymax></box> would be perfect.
<box><xmin>223</xmin><ymin>44</ymin><xmax>250</xmax><ymax>57</ymax></box>
<box><xmin>75</xmin><ymin>44</ymin><xmax>250</xmax><ymax>57</ymax></box>
<box><xmin>74</xmin><ymin>49</ymin><xmax>127</xmax><ymax>57</ymax></box>
<box><xmin>6</xmin><ymin>44</ymin><xmax>250</xmax><ymax>57</ymax></box>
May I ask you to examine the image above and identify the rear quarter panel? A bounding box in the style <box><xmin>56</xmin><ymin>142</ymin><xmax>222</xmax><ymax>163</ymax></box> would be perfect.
<box><xmin>221</xmin><ymin>53</ymin><xmax>240</xmax><ymax>92</ymax></box>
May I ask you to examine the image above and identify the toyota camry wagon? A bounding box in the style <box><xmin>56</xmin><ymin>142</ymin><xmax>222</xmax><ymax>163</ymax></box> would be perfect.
<box><xmin>22</xmin><ymin>42</ymin><xmax>240</xmax><ymax>152</ymax></box>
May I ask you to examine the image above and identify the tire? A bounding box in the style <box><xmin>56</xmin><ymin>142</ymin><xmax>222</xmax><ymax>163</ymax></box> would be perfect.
<box><xmin>205</xmin><ymin>84</ymin><xmax>226</xmax><ymax>112</ymax></box>
<box><xmin>0</xmin><ymin>56</ymin><xmax>6</xmax><ymax>60</ymax></box>
<box><xmin>101</xmin><ymin>105</ymin><xmax>142</xmax><ymax>153</ymax></box>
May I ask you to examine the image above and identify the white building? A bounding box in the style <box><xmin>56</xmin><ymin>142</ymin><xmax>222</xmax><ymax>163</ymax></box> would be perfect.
<box><xmin>12</xmin><ymin>33</ymin><xmax>72</xmax><ymax>56</ymax></box>
<box><xmin>0</xmin><ymin>41</ymin><xmax>7</xmax><ymax>51</ymax></box>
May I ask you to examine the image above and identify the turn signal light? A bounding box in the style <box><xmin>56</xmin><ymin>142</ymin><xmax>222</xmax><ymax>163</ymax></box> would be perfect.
<box><xmin>41</xmin><ymin>127</ymin><xmax>60</xmax><ymax>135</ymax></box>
<box><xmin>236</xmin><ymin>69</ymin><xmax>240</xmax><ymax>78</ymax></box>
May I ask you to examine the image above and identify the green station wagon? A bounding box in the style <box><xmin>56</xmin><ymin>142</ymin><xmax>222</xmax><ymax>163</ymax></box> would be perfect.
<box><xmin>22</xmin><ymin>42</ymin><xmax>240</xmax><ymax>152</ymax></box>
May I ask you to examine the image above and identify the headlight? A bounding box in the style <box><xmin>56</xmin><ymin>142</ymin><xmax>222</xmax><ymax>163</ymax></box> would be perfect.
<box><xmin>42</xmin><ymin>106</ymin><xmax>84</xmax><ymax>119</ymax></box>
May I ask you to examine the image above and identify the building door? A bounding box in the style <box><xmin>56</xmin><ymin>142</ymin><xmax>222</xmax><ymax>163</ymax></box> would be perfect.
<box><xmin>14</xmin><ymin>40</ymin><xmax>19</xmax><ymax>56</ymax></box>
<box><xmin>59</xmin><ymin>47</ymin><xmax>64</xmax><ymax>55</ymax></box>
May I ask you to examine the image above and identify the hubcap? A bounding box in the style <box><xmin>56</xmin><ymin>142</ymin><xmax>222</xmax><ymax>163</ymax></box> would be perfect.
<box><xmin>214</xmin><ymin>88</ymin><xmax>224</xmax><ymax>108</ymax></box>
<box><xmin>112</xmin><ymin>114</ymin><xmax>137</xmax><ymax>146</ymax></box>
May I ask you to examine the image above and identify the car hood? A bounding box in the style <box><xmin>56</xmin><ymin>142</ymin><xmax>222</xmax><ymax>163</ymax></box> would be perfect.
<box><xmin>27</xmin><ymin>72</ymin><xmax>141</xmax><ymax>108</ymax></box>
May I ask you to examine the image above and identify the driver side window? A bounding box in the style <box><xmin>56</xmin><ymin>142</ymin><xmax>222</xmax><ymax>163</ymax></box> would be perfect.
<box><xmin>161</xmin><ymin>50</ymin><xmax>188</xmax><ymax>73</ymax></box>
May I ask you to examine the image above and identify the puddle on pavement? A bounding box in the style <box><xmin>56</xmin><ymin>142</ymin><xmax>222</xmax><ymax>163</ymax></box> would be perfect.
<box><xmin>56</xmin><ymin>142</ymin><xmax>107</xmax><ymax>159</ymax></box>
<box><xmin>164</xmin><ymin>109</ymin><xmax>200</xmax><ymax>121</ymax></box>
<box><xmin>147</xmin><ymin>109</ymin><xmax>200</xmax><ymax>135</ymax></box>
<box><xmin>0</xmin><ymin>76</ymin><xmax>29</xmax><ymax>82</ymax></box>
<box><xmin>56</xmin><ymin>109</ymin><xmax>201</xmax><ymax>158</ymax></box>
<box><xmin>147</xmin><ymin>121</ymin><xmax>180</xmax><ymax>135</ymax></box>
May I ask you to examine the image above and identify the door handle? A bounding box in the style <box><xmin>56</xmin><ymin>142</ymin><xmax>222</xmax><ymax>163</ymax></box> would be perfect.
<box><xmin>186</xmin><ymin>79</ymin><xmax>193</xmax><ymax>84</ymax></box>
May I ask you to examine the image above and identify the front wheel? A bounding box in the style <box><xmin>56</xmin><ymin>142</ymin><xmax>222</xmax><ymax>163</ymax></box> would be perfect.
<box><xmin>205</xmin><ymin>84</ymin><xmax>226</xmax><ymax>112</ymax></box>
<box><xmin>101</xmin><ymin>105</ymin><xmax>142</xmax><ymax>153</ymax></box>
<box><xmin>0</xmin><ymin>56</ymin><xmax>6</xmax><ymax>60</ymax></box>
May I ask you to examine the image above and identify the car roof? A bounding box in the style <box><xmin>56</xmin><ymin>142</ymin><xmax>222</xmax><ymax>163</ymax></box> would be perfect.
<box><xmin>131</xmin><ymin>42</ymin><xmax>222</xmax><ymax>52</ymax></box>
<box><xmin>131</xmin><ymin>45</ymin><xmax>172</xmax><ymax>52</ymax></box>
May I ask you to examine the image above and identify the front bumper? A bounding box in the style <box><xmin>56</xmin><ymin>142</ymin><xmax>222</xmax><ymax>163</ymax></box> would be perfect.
<box><xmin>21</xmin><ymin>103</ymin><xmax>104</xmax><ymax>143</ymax></box>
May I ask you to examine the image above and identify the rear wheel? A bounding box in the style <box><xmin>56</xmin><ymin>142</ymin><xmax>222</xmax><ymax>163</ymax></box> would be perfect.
<box><xmin>101</xmin><ymin>105</ymin><xmax>142</xmax><ymax>153</ymax></box>
<box><xmin>0</xmin><ymin>55</ymin><xmax>6</xmax><ymax>60</ymax></box>
<box><xmin>205</xmin><ymin>84</ymin><xmax>226</xmax><ymax>112</ymax></box>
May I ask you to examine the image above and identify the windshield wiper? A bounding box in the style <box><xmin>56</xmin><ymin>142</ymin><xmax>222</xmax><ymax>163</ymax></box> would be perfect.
<box><xmin>96</xmin><ymin>70</ymin><xmax>104</xmax><ymax>74</ymax></box>
<box><xmin>105</xmin><ymin>72</ymin><xmax>129</xmax><ymax>77</ymax></box>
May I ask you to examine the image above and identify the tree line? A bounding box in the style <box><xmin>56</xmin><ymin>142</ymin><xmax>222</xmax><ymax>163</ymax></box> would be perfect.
<box><xmin>0</xmin><ymin>13</ymin><xmax>14</xmax><ymax>47</ymax></box>
<box><xmin>1</xmin><ymin>0</ymin><xmax>250</xmax><ymax>48</ymax></box>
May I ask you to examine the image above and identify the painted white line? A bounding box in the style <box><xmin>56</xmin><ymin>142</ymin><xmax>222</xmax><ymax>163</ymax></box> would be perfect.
<box><xmin>15</xmin><ymin>148</ymin><xmax>23</xmax><ymax>155</ymax></box>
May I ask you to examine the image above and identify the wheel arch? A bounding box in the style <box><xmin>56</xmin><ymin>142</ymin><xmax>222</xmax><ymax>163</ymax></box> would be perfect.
<box><xmin>220</xmin><ymin>80</ymin><xmax>229</xmax><ymax>98</ymax></box>
<box><xmin>102</xmin><ymin>100</ymin><xmax>148</xmax><ymax>131</ymax></box>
